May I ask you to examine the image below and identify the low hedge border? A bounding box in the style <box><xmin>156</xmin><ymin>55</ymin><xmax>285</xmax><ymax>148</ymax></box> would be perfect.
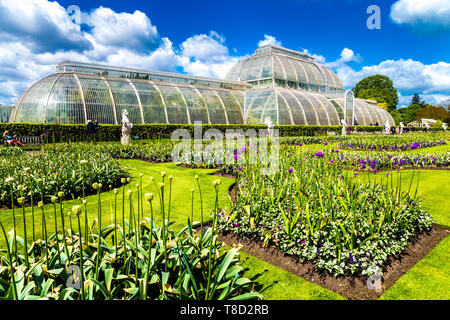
<box><xmin>1</xmin><ymin>123</ymin><xmax>385</xmax><ymax>142</ymax></box>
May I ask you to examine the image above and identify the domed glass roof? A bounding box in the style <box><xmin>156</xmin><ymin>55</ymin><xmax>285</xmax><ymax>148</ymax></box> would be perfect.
<box><xmin>225</xmin><ymin>45</ymin><xmax>343</xmax><ymax>92</ymax></box>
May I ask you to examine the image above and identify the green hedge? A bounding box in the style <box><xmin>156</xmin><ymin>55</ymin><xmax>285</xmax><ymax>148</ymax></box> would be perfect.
<box><xmin>0</xmin><ymin>123</ymin><xmax>383</xmax><ymax>142</ymax></box>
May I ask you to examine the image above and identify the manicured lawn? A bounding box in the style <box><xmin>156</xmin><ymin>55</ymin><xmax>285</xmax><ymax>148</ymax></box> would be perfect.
<box><xmin>0</xmin><ymin>154</ymin><xmax>448</xmax><ymax>300</ymax></box>
<box><xmin>0</xmin><ymin>160</ymin><xmax>234</xmax><ymax>246</ymax></box>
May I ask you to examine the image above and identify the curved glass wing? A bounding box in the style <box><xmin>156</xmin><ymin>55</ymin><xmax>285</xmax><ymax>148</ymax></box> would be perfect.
<box><xmin>157</xmin><ymin>84</ymin><xmax>189</xmax><ymax>124</ymax></box>
<box><xmin>131</xmin><ymin>80</ymin><xmax>167</xmax><ymax>124</ymax></box>
<box><xmin>78</xmin><ymin>76</ymin><xmax>116</xmax><ymax>124</ymax></box>
<box><xmin>46</xmin><ymin>74</ymin><xmax>84</xmax><ymax>124</ymax></box>
<box><xmin>198</xmin><ymin>88</ymin><xmax>227</xmax><ymax>124</ymax></box>
<box><xmin>107</xmin><ymin>79</ymin><xmax>142</xmax><ymax>124</ymax></box>
<box><xmin>15</xmin><ymin>75</ymin><xmax>58</xmax><ymax>123</ymax></box>
<box><xmin>178</xmin><ymin>86</ymin><xmax>209</xmax><ymax>124</ymax></box>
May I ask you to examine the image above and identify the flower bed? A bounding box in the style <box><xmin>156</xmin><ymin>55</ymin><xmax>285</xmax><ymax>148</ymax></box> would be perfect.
<box><xmin>216</xmin><ymin>148</ymin><xmax>434</xmax><ymax>276</ymax></box>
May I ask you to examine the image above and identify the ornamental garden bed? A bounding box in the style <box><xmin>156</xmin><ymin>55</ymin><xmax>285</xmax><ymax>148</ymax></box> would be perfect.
<box><xmin>218</xmin><ymin>224</ymin><xmax>449</xmax><ymax>300</ymax></box>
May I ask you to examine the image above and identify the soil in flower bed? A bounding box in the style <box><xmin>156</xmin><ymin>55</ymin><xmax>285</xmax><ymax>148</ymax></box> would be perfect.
<box><xmin>218</xmin><ymin>225</ymin><xmax>449</xmax><ymax>300</ymax></box>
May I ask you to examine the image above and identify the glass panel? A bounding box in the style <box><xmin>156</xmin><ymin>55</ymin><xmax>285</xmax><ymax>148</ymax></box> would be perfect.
<box><xmin>247</xmin><ymin>56</ymin><xmax>264</xmax><ymax>81</ymax></box>
<box><xmin>107</xmin><ymin>79</ymin><xmax>142</xmax><ymax>124</ymax></box>
<box><xmin>276</xmin><ymin>90</ymin><xmax>293</xmax><ymax>125</ymax></box>
<box><xmin>278</xmin><ymin>56</ymin><xmax>297</xmax><ymax>82</ymax></box>
<box><xmin>131</xmin><ymin>80</ymin><xmax>167</xmax><ymax>124</ymax></box>
<box><xmin>272</xmin><ymin>55</ymin><xmax>285</xmax><ymax>80</ymax></box>
<box><xmin>291</xmin><ymin>60</ymin><xmax>309</xmax><ymax>85</ymax></box>
<box><xmin>158</xmin><ymin>84</ymin><xmax>188</xmax><ymax>124</ymax></box>
<box><xmin>198</xmin><ymin>88</ymin><xmax>227</xmax><ymax>124</ymax></box>
<box><xmin>353</xmin><ymin>100</ymin><xmax>369</xmax><ymax>125</ymax></box>
<box><xmin>47</xmin><ymin>74</ymin><xmax>84</xmax><ymax>124</ymax></box>
<box><xmin>296</xmin><ymin>92</ymin><xmax>320</xmax><ymax>125</ymax></box>
<box><xmin>344</xmin><ymin>91</ymin><xmax>354</xmax><ymax>125</ymax></box>
<box><xmin>78</xmin><ymin>76</ymin><xmax>116</xmax><ymax>124</ymax></box>
<box><xmin>260</xmin><ymin>55</ymin><xmax>273</xmax><ymax>79</ymax></box>
<box><xmin>15</xmin><ymin>75</ymin><xmax>58</xmax><ymax>123</ymax></box>
<box><xmin>330</xmin><ymin>100</ymin><xmax>344</xmax><ymax>120</ymax></box>
<box><xmin>303</xmin><ymin>62</ymin><xmax>321</xmax><ymax>87</ymax></box>
<box><xmin>304</xmin><ymin>92</ymin><xmax>328</xmax><ymax>125</ymax></box>
<box><xmin>216</xmin><ymin>90</ymin><xmax>243</xmax><ymax>124</ymax></box>
<box><xmin>245</xmin><ymin>89</ymin><xmax>276</xmax><ymax>124</ymax></box>
<box><xmin>237</xmin><ymin>58</ymin><xmax>254</xmax><ymax>81</ymax></box>
<box><xmin>317</xmin><ymin>94</ymin><xmax>339</xmax><ymax>125</ymax></box>
<box><xmin>178</xmin><ymin>86</ymin><xmax>209</xmax><ymax>124</ymax></box>
<box><xmin>283</xmin><ymin>91</ymin><xmax>307</xmax><ymax>125</ymax></box>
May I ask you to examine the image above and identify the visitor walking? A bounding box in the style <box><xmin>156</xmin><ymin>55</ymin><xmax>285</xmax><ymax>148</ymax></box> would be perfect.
<box><xmin>86</xmin><ymin>120</ymin><xmax>99</xmax><ymax>143</ymax></box>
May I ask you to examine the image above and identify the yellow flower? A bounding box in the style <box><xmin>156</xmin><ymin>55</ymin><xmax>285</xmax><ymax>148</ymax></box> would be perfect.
<box><xmin>144</xmin><ymin>193</ymin><xmax>153</xmax><ymax>202</ymax></box>
<box><xmin>127</xmin><ymin>189</ymin><xmax>132</xmax><ymax>198</ymax></box>
<box><xmin>51</xmin><ymin>196</ymin><xmax>58</xmax><ymax>203</ymax></box>
<box><xmin>38</xmin><ymin>201</ymin><xmax>44</xmax><ymax>208</ymax></box>
<box><xmin>113</xmin><ymin>188</ymin><xmax>119</xmax><ymax>194</ymax></box>
<box><xmin>121</xmin><ymin>178</ymin><xmax>126</xmax><ymax>184</ymax></box>
<box><xmin>72</xmin><ymin>205</ymin><xmax>82</xmax><ymax>216</ymax></box>
<box><xmin>161</xmin><ymin>172</ymin><xmax>166</xmax><ymax>177</ymax></box>
<box><xmin>58</xmin><ymin>191</ymin><xmax>64</xmax><ymax>198</ymax></box>
<box><xmin>158</xmin><ymin>182</ymin><xmax>164</xmax><ymax>189</ymax></box>
<box><xmin>17</xmin><ymin>197</ymin><xmax>25</xmax><ymax>205</ymax></box>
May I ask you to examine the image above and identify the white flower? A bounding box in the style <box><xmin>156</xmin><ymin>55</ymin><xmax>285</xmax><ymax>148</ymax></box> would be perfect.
<box><xmin>5</xmin><ymin>177</ymin><xmax>14</xmax><ymax>184</ymax></box>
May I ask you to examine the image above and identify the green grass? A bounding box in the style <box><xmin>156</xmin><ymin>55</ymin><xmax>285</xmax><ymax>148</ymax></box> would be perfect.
<box><xmin>240</xmin><ymin>252</ymin><xmax>344</xmax><ymax>300</ymax></box>
<box><xmin>0</xmin><ymin>160</ymin><xmax>234</xmax><ymax>247</ymax></box>
<box><xmin>354</xmin><ymin>169</ymin><xmax>450</xmax><ymax>300</ymax></box>
<box><xmin>355</xmin><ymin>169</ymin><xmax>450</xmax><ymax>227</ymax></box>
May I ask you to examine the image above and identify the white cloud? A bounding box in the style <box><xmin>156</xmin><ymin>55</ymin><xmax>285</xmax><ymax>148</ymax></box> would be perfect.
<box><xmin>181</xmin><ymin>31</ymin><xmax>229</xmax><ymax>62</ymax></box>
<box><xmin>0</xmin><ymin>0</ymin><xmax>92</xmax><ymax>53</ymax></box>
<box><xmin>390</xmin><ymin>0</ymin><xmax>450</xmax><ymax>33</ymax></box>
<box><xmin>82</xmin><ymin>6</ymin><xmax>161</xmax><ymax>53</ymax></box>
<box><xmin>258</xmin><ymin>35</ymin><xmax>281</xmax><ymax>47</ymax></box>
<box><xmin>0</xmin><ymin>1</ymin><xmax>244</xmax><ymax>105</ymax></box>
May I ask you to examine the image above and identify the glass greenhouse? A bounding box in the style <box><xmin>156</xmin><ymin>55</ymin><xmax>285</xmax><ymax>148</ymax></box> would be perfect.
<box><xmin>0</xmin><ymin>106</ymin><xmax>13</xmax><ymax>123</ymax></box>
<box><xmin>10</xmin><ymin>44</ymin><xmax>394</xmax><ymax>126</ymax></box>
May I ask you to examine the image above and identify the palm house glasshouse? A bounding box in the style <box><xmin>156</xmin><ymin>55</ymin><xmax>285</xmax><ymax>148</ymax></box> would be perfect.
<box><xmin>10</xmin><ymin>44</ymin><xmax>394</xmax><ymax>126</ymax></box>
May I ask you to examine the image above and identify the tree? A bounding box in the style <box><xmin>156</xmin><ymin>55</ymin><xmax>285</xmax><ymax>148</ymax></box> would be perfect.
<box><xmin>389</xmin><ymin>108</ymin><xmax>402</xmax><ymax>126</ymax></box>
<box><xmin>411</xmin><ymin>93</ymin><xmax>425</xmax><ymax>106</ymax></box>
<box><xmin>353</xmin><ymin>75</ymin><xmax>399</xmax><ymax>111</ymax></box>
<box><xmin>416</xmin><ymin>105</ymin><xmax>449</xmax><ymax>121</ymax></box>
<box><xmin>399</xmin><ymin>104</ymin><xmax>422</xmax><ymax>124</ymax></box>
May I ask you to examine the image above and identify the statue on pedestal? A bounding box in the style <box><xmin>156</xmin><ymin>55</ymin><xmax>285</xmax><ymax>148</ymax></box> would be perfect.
<box><xmin>341</xmin><ymin>119</ymin><xmax>347</xmax><ymax>135</ymax></box>
<box><xmin>121</xmin><ymin>109</ymin><xmax>133</xmax><ymax>145</ymax></box>
<box><xmin>264</xmin><ymin>117</ymin><xmax>274</xmax><ymax>137</ymax></box>
<box><xmin>443</xmin><ymin>123</ymin><xmax>448</xmax><ymax>132</ymax></box>
<box><xmin>384</xmin><ymin>121</ymin><xmax>391</xmax><ymax>135</ymax></box>
<box><xmin>399</xmin><ymin>122</ymin><xmax>404</xmax><ymax>134</ymax></box>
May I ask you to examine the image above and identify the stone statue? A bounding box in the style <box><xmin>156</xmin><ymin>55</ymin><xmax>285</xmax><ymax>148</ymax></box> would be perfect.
<box><xmin>399</xmin><ymin>122</ymin><xmax>404</xmax><ymax>134</ymax></box>
<box><xmin>341</xmin><ymin>119</ymin><xmax>347</xmax><ymax>136</ymax></box>
<box><xmin>264</xmin><ymin>117</ymin><xmax>274</xmax><ymax>137</ymax></box>
<box><xmin>121</xmin><ymin>109</ymin><xmax>133</xmax><ymax>145</ymax></box>
<box><xmin>384</xmin><ymin>121</ymin><xmax>391</xmax><ymax>135</ymax></box>
<box><xmin>443</xmin><ymin>123</ymin><xmax>448</xmax><ymax>132</ymax></box>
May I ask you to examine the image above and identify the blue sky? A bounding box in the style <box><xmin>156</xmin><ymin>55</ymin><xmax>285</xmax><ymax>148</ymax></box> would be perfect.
<box><xmin>0</xmin><ymin>0</ymin><xmax>449</xmax><ymax>107</ymax></box>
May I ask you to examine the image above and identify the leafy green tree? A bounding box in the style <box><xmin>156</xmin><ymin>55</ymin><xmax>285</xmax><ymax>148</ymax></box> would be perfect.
<box><xmin>389</xmin><ymin>108</ymin><xmax>402</xmax><ymax>125</ymax></box>
<box><xmin>399</xmin><ymin>104</ymin><xmax>423</xmax><ymax>124</ymax></box>
<box><xmin>411</xmin><ymin>93</ymin><xmax>425</xmax><ymax>106</ymax></box>
<box><xmin>416</xmin><ymin>105</ymin><xmax>449</xmax><ymax>121</ymax></box>
<box><xmin>353</xmin><ymin>75</ymin><xmax>399</xmax><ymax>111</ymax></box>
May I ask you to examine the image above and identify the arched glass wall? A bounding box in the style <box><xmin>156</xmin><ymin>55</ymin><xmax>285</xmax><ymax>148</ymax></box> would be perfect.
<box><xmin>12</xmin><ymin>74</ymin><xmax>246</xmax><ymax>125</ymax></box>
<box><xmin>244</xmin><ymin>87</ymin><xmax>394</xmax><ymax>126</ymax></box>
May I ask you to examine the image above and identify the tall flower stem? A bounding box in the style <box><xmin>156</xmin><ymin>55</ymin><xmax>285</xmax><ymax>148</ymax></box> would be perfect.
<box><xmin>53</xmin><ymin>202</ymin><xmax>62</xmax><ymax>266</ymax></box>
<box><xmin>76</xmin><ymin>213</ymin><xmax>85</xmax><ymax>300</ymax></box>
<box><xmin>0</xmin><ymin>222</ymin><xmax>18</xmax><ymax>300</ymax></box>
<box><xmin>21</xmin><ymin>200</ymin><xmax>29</xmax><ymax>269</ymax></box>
<box><xmin>205</xmin><ymin>181</ymin><xmax>220</xmax><ymax>300</ymax></box>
